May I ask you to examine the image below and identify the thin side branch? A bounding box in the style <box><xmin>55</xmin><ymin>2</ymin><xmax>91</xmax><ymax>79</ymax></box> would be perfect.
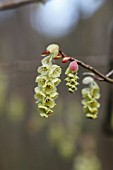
<box><xmin>0</xmin><ymin>0</ymin><xmax>42</xmax><ymax>11</ymax></box>
<box><xmin>106</xmin><ymin>70</ymin><xmax>113</xmax><ymax>77</ymax></box>
<box><xmin>59</xmin><ymin>50</ymin><xmax>113</xmax><ymax>84</ymax></box>
<box><xmin>73</xmin><ymin>58</ymin><xmax>113</xmax><ymax>83</ymax></box>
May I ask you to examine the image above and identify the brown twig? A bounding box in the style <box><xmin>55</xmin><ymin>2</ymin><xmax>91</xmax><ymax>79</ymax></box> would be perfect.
<box><xmin>83</xmin><ymin>71</ymin><xmax>113</xmax><ymax>81</ymax></box>
<box><xmin>59</xmin><ymin>50</ymin><xmax>113</xmax><ymax>83</ymax></box>
<box><xmin>73</xmin><ymin>58</ymin><xmax>113</xmax><ymax>83</ymax></box>
<box><xmin>106</xmin><ymin>70</ymin><xmax>113</xmax><ymax>77</ymax></box>
<box><xmin>0</xmin><ymin>0</ymin><xmax>43</xmax><ymax>11</ymax></box>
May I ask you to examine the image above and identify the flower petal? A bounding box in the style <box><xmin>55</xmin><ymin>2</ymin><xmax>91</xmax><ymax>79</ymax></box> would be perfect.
<box><xmin>37</xmin><ymin>66</ymin><xmax>49</xmax><ymax>75</ymax></box>
<box><xmin>49</xmin><ymin>65</ymin><xmax>62</xmax><ymax>78</ymax></box>
<box><xmin>82</xmin><ymin>77</ymin><xmax>94</xmax><ymax>84</ymax></box>
<box><xmin>50</xmin><ymin>92</ymin><xmax>59</xmax><ymax>99</ymax></box>
<box><xmin>47</xmin><ymin>44</ymin><xmax>59</xmax><ymax>58</ymax></box>
<box><xmin>35</xmin><ymin>76</ymin><xmax>47</xmax><ymax>87</ymax></box>
<box><xmin>44</xmin><ymin>97</ymin><xmax>56</xmax><ymax>108</ymax></box>
<box><xmin>44</xmin><ymin>82</ymin><xmax>56</xmax><ymax>94</ymax></box>
<box><xmin>34</xmin><ymin>91</ymin><xmax>46</xmax><ymax>100</ymax></box>
<box><xmin>52</xmin><ymin>78</ymin><xmax>61</xmax><ymax>86</ymax></box>
<box><xmin>41</xmin><ymin>56</ymin><xmax>52</xmax><ymax>66</ymax></box>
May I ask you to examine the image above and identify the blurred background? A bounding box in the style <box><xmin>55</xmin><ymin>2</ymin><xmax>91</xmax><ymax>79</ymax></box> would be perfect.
<box><xmin>0</xmin><ymin>0</ymin><xmax>113</xmax><ymax>170</ymax></box>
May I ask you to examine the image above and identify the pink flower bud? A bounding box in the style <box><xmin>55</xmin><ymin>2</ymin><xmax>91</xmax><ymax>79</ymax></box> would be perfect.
<box><xmin>62</xmin><ymin>57</ymin><xmax>71</xmax><ymax>63</ymax></box>
<box><xmin>69</xmin><ymin>61</ymin><xmax>78</xmax><ymax>72</ymax></box>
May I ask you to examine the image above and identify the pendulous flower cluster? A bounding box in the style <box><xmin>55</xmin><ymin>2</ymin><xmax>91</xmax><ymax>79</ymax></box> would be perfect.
<box><xmin>82</xmin><ymin>77</ymin><xmax>100</xmax><ymax>119</ymax></box>
<box><xmin>65</xmin><ymin>61</ymin><xmax>79</xmax><ymax>93</ymax></box>
<box><xmin>34</xmin><ymin>44</ymin><xmax>62</xmax><ymax>117</ymax></box>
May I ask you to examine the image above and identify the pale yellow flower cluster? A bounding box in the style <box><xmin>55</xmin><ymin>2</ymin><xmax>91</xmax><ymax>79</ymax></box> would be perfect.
<box><xmin>34</xmin><ymin>44</ymin><xmax>62</xmax><ymax>117</ymax></box>
<box><xmin>82</xmin><ymin>77</ymin><xmax>100</xmax><ymax>119</ymax></box>
<box><xmin>65</xmin><ymin>67</ymin><xmax>79</xmax><ymax>93</ymax></box>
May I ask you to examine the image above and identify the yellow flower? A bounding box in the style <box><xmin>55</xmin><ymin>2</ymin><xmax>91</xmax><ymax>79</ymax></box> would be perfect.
<box><xmin>52</xmin><ymin>78</ymin><xmax>61</xmax><ymax>86</ymax></box>
<box><xmin>34</xmin><ymin>91</ymin><xmax>46</xmax><ymax>101</ymax></box>
<box><xmin>38</xmin><ymin>104</ymin><xmax>53</xmax><ymax>116</ymax></box>
<box><xmin>65</xmin><ymin>65</ymin><xmax>79</xmax><ymax>93</ymax></box>
<box><xmin>44</xmin><ymin>97</ymin><xmax>56</xmax><ymax>108</ymax></box>
<box><xmin>34</xmin><ymin>44</ymin><xmax>62</xmax><ymax>117</ymax></box>
<box><xmin>44</xmin><ymin>82</ymin><xmax>56</xmax><ymax>94</ymax></box>
<box><xmin>37</xmin><ymin>65</ymin><xmax>49</xmax><ymax>75</ymax></box>
<box><xmin>47</xmin><ymin>44</ymin><xmax>59</xmax><ymax>58</ymax></box>
<box><xmin>49</xmin><ymin>65</ymin><xmax>62</xmax><ymax>78</ymax></box>
<box><xmin>50</xmin><ymin>92</ymin><xmax>59</xmax><ymax>99</ymax></box>
<box><xmin>35</xmin><ymin>76</ymin><xmax>47</xmax><ymax>87</ymax></box>
<box><xmin>41</xmin><ymin>56</ymin><xmax>52</xmax><ymax>66</ymax></box>
<box><xmin>82</xmin><ymin>76</ymin><xmax>100</xmax><ymax>119</ymax></box>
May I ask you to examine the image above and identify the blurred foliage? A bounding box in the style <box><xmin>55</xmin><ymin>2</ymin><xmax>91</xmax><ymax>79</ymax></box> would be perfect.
<box><xmin>0</xmin><ymin>70</ymin><xmax>8</xmax><ymax>113</ymax></box>
<box><xmin>73</xmin><ymin>135</ymin><xmax>101</xmax><ymax>170</ymax></box>
<box><xmin>111</xmin><ymin>111</ymin><xmax>113</xmax><ymax>129</ymax></box>
<box><xmin>7</xmin><ymin>94</ymin><xmax>26</xmax><ymax>122</ymax></box>
<box><xmin>48</xmin><ymin>100</ymin><xmax>82</xmax><ymax>159</ymax></box>
<box><xmin>0</xmin><ymin>70</ymin><xmax>102</xmax><ymax>169</ymax></box>
<box><xmin>73</xmin><ymin>152</ymin><xmax>101</xmax><ymax>170</ymax></box>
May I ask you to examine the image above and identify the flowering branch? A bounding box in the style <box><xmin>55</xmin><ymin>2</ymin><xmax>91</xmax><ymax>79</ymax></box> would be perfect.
<box><xmin>35</xmin><ymin>44</ymin><xmax>103</xmax><ymax>119</ymax></box>
<box><xmin>59</xmin><ymin>50</ymin><xmax>113</xmax><ymax>84</ymax></box>
<box><xmin>0</xmin><ymin>0</ymin><xmax>44</xmax><ymax>11</ymax></box>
